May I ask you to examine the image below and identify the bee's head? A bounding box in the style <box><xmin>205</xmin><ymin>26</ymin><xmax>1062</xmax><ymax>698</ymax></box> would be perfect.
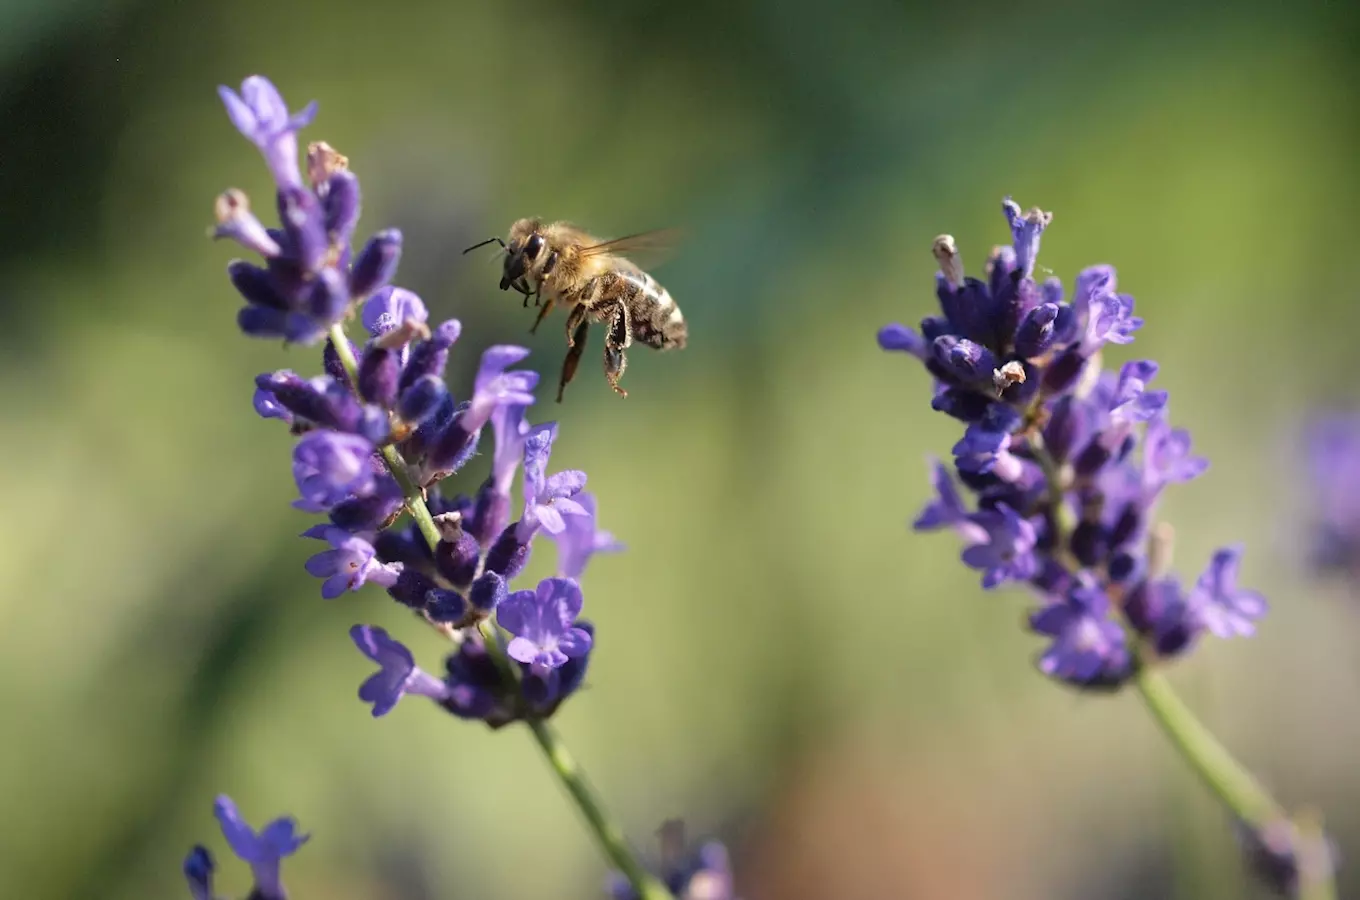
<box><xmin>501</xmin><ymin>218</ymin><xmax>546</xmax><ymax>293</ymax></box>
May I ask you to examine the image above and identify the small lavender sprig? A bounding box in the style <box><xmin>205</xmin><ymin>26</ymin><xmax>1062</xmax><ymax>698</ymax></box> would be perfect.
<box><xmin>210</xmin><ymin>75</ymin><xmax>671</xmax><ymax>900</ymax></box>
<box><xmin>184</xmin><ymin>796</ymin><xmax>308</xmax><ymax>900</ymax></box>
<box><xmin>879</xmin><ymin>198</ymin><xmax>1338</xmax><ymax>898</ymax></box>
<box><xmin>1300</xmin><ymin>412</ymin><xmax>1360</xmax><ymax>581</ymax></box>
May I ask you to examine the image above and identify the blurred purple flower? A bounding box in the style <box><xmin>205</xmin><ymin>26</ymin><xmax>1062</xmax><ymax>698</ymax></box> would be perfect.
<box><xmin>1188</xmin><ymin>545</ymin><xmax>1268</xmax><ymax>638</ymax></box>
<box><xmin>548</xmin><ymin>492</ymin><xmax>624</xmax><ymax>579</ymax></box>
<box><xmin>212</xmin><ymin>795</ymin><xmax>309</xmax><ymax>900</ymax></box>
<box><xmin>1030</xmin><ymin>585</ymin><xmax>1132</xmax><ymax>687</ymax></box>
<box><xmin>960</xmin><ymin>504</ymin><xmax>1038</xmax><ymax>589</ymax></box>
<box><xmin>182</xmin><ymin>845</ymin><xmax>214</xmax><ymax>900</ymax></box>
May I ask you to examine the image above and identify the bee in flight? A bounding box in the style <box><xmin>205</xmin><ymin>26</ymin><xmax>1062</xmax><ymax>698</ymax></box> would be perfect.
<box><xmin>464</xmin><ymin>219</ymin><xmax>687</xmax><ymax>402</ymax></box>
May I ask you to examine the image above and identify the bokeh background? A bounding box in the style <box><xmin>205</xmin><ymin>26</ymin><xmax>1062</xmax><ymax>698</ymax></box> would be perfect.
<box><xmin>3</xmin><ymin>0</ymin><xmax>1359</xmax><ymax>897</ymax></box>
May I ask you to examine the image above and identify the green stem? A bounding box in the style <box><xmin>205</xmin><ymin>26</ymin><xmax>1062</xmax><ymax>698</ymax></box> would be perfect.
<box><xmin>326</xmin><ymin>323</ymin><xmax>672</xmax><ymax>900</ymax></box>
<box><xmin>525</xmin><ymin>717</ymin><xmax>674</xmax><ymax>900</ymax></box>
<box><xmin>1133</xmin><ymin>666</ymin><xmax>1279</xmax><ymax>824</ymax></box>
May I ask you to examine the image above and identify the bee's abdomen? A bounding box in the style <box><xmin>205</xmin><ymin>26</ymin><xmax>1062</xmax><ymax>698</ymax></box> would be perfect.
<box><xmin>619</xmin><ymin>272</ymin><xmax>686</xmax><ymax>350</ymax></box>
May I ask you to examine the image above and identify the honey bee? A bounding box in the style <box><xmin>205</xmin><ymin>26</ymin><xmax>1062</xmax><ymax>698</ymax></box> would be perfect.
<box><xmin>464</xmin><ymin>220</ymin><xmax>687</xmax><ymax>402</ymax></box>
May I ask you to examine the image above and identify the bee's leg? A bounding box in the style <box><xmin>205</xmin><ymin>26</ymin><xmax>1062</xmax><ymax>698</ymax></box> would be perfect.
<box><xmin>557</xmin><ymin>316</ymin><xmax>590</xmax><ymax>403</ymax></box>
<box><xmin>564</xmin><ymin>303</ymin><xmax>589</xmax><ymax>346</ymax></box>
<box><xmin>603</xmin><ymin>302</ymin><xmax>632</xmax><ymax>398</ymax></box>
<box><xmin>529</xmin><ymin>295</ymin><xmax>556</xmax><ymax>334</ymax></box>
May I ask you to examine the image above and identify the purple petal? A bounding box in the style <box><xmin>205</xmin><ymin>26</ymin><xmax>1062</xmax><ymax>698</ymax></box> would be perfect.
<box><xmin>495</xmin><ymin>589</ymin><xmax>536</xmax><ymax>636</ymax></box>
<box><xmin>506</xmin><ymin>636</ymin><xmax>540</xmax><ymax>665</ymax></box>
<box><xmin>557</xmin><ymin>626</ymin><xmax>593</xmax><ymax>658</ymax></box>
<box><xmin>553</xmin><ymin>497</ymin><xmax>588</xmax><ymax>518</ymax></box>
<box><xmin>877</xmin><ymin>323</ymin><xmax>927</xmax><ymax>357</ymax></box>
<box><xmin>535</xmin><ymin>505</ymin><xmax>567</xmax><ymax>534</ymax></box>
<box><xmin>305</xmin><ymin>549</ymin><xmax>345</xmax><ymax>577</ymax></box>
<box><xmin>213</xmin><ymin>795</ymin><xmax>258</xmax><ymax>860</ymax></box>
<box><xmin>541</xmin><ymin>576</ymin><xmax>585</xmax><ymax>621</ymax></box>
<box><xmin>217</xmin><ymin>85</ymin><xmax>258</xmax><ymax>135</ymax></box>
<box><xmin>545</xmin><ymin>469</ymin><xmax>588</xmax><ymax>499</ymax></box>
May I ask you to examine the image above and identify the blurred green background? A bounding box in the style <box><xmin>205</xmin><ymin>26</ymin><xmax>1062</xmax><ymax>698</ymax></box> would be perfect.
<box><xmin>2</xmin><ymin>0</ymin><xmax>1358</xmax><ymax>897</ymax></box>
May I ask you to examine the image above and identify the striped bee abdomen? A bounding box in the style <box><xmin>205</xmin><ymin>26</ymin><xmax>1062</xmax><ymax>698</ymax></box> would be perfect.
<box><xmin>619</xmin><ymin>271</ymin><xmax>687</xmax><ymax>350</ymax></box>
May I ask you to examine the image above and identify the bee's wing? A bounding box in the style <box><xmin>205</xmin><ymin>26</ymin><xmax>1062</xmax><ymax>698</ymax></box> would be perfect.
<box><xmin>577</xmin><ymin>228</ymin><xmax>684</xmax><ymax>268</ymax></box>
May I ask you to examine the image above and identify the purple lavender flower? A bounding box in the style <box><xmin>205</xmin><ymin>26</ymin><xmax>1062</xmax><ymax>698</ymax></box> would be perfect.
<box><xmin>878</xmin><ymin>195</ymin><xmax>1271</xmax><ymax>690</ymax></box>
<box><xmin>1030</xmin><ymin>585</ymin><xmax>1132</xmax><ymax>687</ymax></box>
<box><xmin>349</xmin><ymin>229</ymin><xmax>403</xmax><ymax>299</ymax></box>
<box><xmin>1110</xmin><ymin>360</ymin><xmax>1168</xmax><ymax>424</ymax></box>
<box><xmin>1235</xmin><ymin>817</ymin><xmax>1339</xmax><ymax>897</ymax></box>
<box><xmin>211</xmin><ymin>795</ymin><xmax>309</xmax><ymax>900</ymax></box>
<box><xmin>217</xmin><ymin>76</ymin><xmax>317</xmax><ymax>189</ymax></box>
<box><xmin>213</xmin><ymin>188</ymin><xmax>281</xmax><ymax>257</ymax></box>
<box><xmin>498</xmin><ymin>577</ymin><xmax>594</xmax><ymax>670</ymax></box>
<box><xmin>515</xmin><ymin>423</ymin><xmax>588</xmax><ymax>540</ymax></box>
<box><xmin>1002</xmin><ymin>197</ymin><xmax>1051</xmax><ymax>279</ymax></box>
<box><xmin>183</xmin><ymin>845</ymin><xmax>214</xmax><ymax>900</ymax></box>
<box><xmin>1124</xmin><ymin>575</ymin><xmax>1201</xmax><ymax>658</ymax></box>
<box><xmin>350</xmin><ymin>625</ymin><xmax>452</xmax><ymax>716</ymax></box>
<box><xmin>913</xmin><ymin>459</ymin><xmax>985</xmax><ymax>540</ymax></box>
<box><xmin>252</xmin><ymin>385</ymin><xmax>293</xmax><ymax>424</ymax></box>
<box><xmin>471</xmin><ymin>401</ymin><xmax>532</xmax><ymax>545</ymax></box>
<box><xmin>1188</xmin><ymin>545</ymin><xmax>1268</xmax><ymax>637</ymax></box>
<box><xmin>302</xmin><ymin>526</ymin><xmax>402</xmax><ymax>599</ymax></box>
<box><xmin>419</xmin><ymin>345</ymin><xmax>537</xmax><ymax>480</ymax></box>
<box><xmin>876</xmin><ymin>322</ymin><xmax>928</xmax><ymax>358</ymax></box>
<box><xmin>609</xmin><ymin>821</ymin><xmax>739</xmax><ymax>900</ymax></box>
<box><xmin>547</xmin><ymin>492</ymin><xmax>624</xmax><ymax>579</ymax></box>
<box><xmin>1301</xmin><ymin>412</ymin><xmax>1360</xmax><ymax>573</ymax></box>
<box><xmin>960</xmin><ymin>504</ymin><xmax>1039</xmax><ymax>589</ymax></box>
<box><xmin>1143</xmin><ymin>412</ymin><xmax>1209</xmax><ymax>495</ymax></box>
<box><xmin>441</xmin><ymin>630</ymin><xmax>515</xmax><ymax>723</ymax></box>
<box><xmin>465</xmin><ymin>346</ymin><xmax>541</xmax><ymax>433</ymax></box>
<box><xmin>362</xmin><ymin>285</ymin><xmax>428</xmax><ymax>339</ymax></box>
<box><xmin>291</xmin><ymin>430</ymin><xmax>376</xmax><ymax>512</ymax></box>
<box><xmin>216</xmin><ymin>78</ymin><xmax>410</xmax><ymax>344</ymax></box>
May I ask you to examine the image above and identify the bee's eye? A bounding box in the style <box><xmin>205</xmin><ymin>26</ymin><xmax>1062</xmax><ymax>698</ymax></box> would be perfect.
<box><xmin>525</xmin><ymin>234</ymin><xmax>544</xmax><ymax>258</ymax></box>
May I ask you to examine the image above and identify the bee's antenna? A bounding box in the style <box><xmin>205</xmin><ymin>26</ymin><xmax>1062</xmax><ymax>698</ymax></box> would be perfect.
<box><xmin>462</xmin><ymin>236</ymin><xmax>506</xmax><ymax>254</ymax></box>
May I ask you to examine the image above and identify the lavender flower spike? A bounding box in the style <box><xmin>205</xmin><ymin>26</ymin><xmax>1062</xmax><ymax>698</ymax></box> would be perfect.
<box><xmin>498</xmin><ymin>577</ymin><xmax>594</xmax><ymax>670</ymax></box>
<box><xmin>217</xmin><ymin>76</ymin><xmax>317</xmax><ymax>189</ymax></box>
<box><xmin>350</xmin><ymin>624</ymin><xmax>452</xmax><ymax>716</ymax></box>
<box><xmin>876</xmin><ymin>195</ymin><xmax>1337</xmax><ymax>896</ymax></box>
<box><xmin>212</xmin><ymin>795</ymin><xmax>309</xmax><ymax>900</ymax></box>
